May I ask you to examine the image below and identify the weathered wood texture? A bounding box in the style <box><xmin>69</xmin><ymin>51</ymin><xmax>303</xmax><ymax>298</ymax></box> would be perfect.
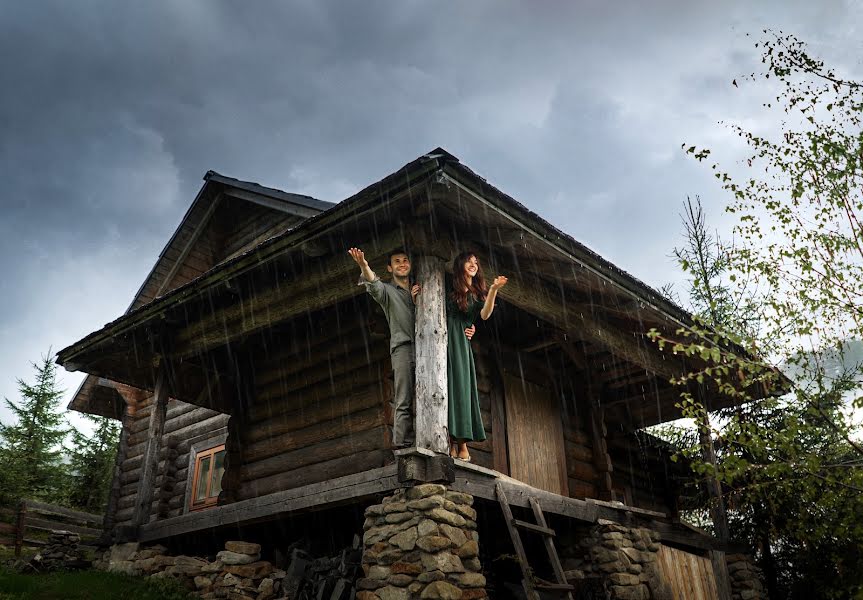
<box><xmin>414</xmin><ymin>256</ymin><xmax>449</xmax><ymax>454</ymax></box>
<box><xmin>132</xmin><ymin>366</ymin><xmax>169</xmax><ymax>527</ymax></box>
<box><xmin>656</xmin><ymin>544</ymin><xmax>721</xmax><ymax>600</ymax></box>
<box><xmin>503</xmin><ymin>372</ymin><xmax>567</xmax><ymax>495</ymax></box>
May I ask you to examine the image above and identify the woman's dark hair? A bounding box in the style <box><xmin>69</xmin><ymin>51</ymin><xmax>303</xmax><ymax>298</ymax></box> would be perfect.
<box><xmin>451</xmin><ymin>251</ymin><xmax>487</xmax><ymax>312</ymax></box>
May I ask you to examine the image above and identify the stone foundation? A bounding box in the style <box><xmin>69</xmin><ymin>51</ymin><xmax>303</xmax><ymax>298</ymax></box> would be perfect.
<box><xmin>97</xmin><ymin>540</ymin><xmax>285</xmax><ymax>599</ymax></box>
<box><xmin>358</xmin><ymin>484</ymin><xmax>487</xmax><ymax>600</ymax></box>
<box><xmin>725</xmin><ymin>553</ymin><xmax>766</xmax><ymax>600</ymax></box>
<box><xmin>563</xmin><ymin>520</ymin><xmax>672</xmax><ymax>600</ymax></box>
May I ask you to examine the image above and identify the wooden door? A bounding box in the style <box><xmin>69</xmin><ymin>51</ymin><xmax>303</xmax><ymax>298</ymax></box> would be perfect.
<box><xmin>656</xmin><ymin>545</ymin><xmax>721</xmax><ymax>600</ymax></box>
<box><xmin>503</xmin><ymin>373</ymin><xmax>568</xmax><ymax>495</ymax></box>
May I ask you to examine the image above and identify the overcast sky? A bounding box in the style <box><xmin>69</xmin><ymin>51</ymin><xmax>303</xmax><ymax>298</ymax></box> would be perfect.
<box><xmin>1</xmin><ymin>1</ymin><xmax>861</xmax><ymax>430</ymax></box>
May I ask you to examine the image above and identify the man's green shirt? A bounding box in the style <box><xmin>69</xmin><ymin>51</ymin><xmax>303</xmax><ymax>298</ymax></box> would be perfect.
<box><xmin>360</xmin><ymin>277</ymin><xmax>415</xmax><ymax>353</ymax></box>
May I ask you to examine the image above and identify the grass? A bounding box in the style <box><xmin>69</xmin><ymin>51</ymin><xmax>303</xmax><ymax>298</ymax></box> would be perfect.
<box><xmin>0</xmin><ymin>569</ymin><xmax>193</xmax><ymax>600</ymax></box>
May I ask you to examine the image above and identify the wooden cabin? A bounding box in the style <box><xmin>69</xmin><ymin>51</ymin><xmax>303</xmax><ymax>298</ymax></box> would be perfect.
<box><xmin>57</xmin><ymin>149</ymin><xmax>761</xmax><ymax>595</ymax></box>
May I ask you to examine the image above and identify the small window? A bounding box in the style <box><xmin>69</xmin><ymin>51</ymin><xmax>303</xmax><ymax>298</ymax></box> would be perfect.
<box><xmin>189</xmin><ymin>444</ymin><xmax>226</xmax><ymax>511</ymax></box>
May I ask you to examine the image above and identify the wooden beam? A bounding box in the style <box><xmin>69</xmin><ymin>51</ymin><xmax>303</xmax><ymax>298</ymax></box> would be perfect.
<box><xmin>414</xmin><ymin>255</ymin><xmax>449</xmax><ymax>454</ymax></box>
<box><xmin>132</xmin><ymin>362</ymin><xmax>168</xmax><ymax>528</ymax></box>
<box><xmin>139</xmin><ymin>465</ymin><xmax>400</xmax><ymax>542</ymax></box>
<box><xmin>172</xmin><ymin>230</ymin><xmax>403</xmax><ymax>359</ymax></box>
<box><xmin>500</xmin><ymin>276</ymin><xmax>683</xmax><ymax>381</ymax></box>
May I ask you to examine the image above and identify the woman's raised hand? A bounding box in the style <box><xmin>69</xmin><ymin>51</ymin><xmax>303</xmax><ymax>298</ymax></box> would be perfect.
<box><xmin>490</xmin><ymin>275</ymin><xmax>508</xmax><ymax>291</ymax></box>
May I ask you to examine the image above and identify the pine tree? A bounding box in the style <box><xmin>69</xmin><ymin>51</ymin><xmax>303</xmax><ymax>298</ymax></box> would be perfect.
<box><xmin>65</xmin><ymin>414</ymin><xmax>120</xmax><ymax>513</ymax></box>
<box><xmin>0</xmin><ymin>353</ymin><xmax>69</xmax><ymax>504</ymax></box>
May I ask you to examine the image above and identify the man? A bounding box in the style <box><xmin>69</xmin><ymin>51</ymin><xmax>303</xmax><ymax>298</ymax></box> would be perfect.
<box><xmin>348</xmin><ymin>247</ymin><xmax>420</xmax><ymax>448</ymax></box>
<box><xmin>348</xmin><ymin>247</ymin><xmax>475</xmax><ymax>449</ymax></box>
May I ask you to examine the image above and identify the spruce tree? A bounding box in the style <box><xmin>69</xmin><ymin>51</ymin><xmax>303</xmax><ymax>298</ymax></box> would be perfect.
<box><xmin>66</xmin><ymin>414</ymin><xmax>120</xmax><ymax>513</ymax></box>
<box><xmin>0</xmin><ymin>353</ymin><xmax>69</xmax><ymax>504</ymax></box>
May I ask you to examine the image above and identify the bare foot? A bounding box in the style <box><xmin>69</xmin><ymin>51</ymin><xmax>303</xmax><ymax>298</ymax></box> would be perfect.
<box><xmin>457</xmin><ymin>442</ymin><xmax>471</xmax><ymax>462</ymax></box>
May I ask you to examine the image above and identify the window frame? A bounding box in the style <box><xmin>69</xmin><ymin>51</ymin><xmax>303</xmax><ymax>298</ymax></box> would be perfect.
<box><xmin>183</xmin><ymin>433</ymin><xmax>228</xmax><ymax>514</ymax></box>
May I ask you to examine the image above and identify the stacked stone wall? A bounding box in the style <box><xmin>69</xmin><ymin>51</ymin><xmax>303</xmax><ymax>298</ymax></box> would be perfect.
<box><xmin>562</xmin><ymin>520</ymin><xmax>672</xmax><ymax>600</ymax></box>
<box><xmin>358</xmin><ymin>484</ymin><xmax>487</xmax><ymax>600</ymax></box>
<box><xmin>98</xmin><ymin>540</ymin><xmax>284</xmax><ymax>599</ymax></box>
<box><xmin>725</xmin><ymin>553</ymin><xmax>766</xmax><ymax>600</ymax></box>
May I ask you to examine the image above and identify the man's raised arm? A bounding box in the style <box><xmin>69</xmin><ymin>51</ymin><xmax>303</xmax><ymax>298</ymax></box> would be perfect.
<box><xmin>348</xmin><ymin>247</ymin><xmax>376</xmax><ymax>282</ymax></box>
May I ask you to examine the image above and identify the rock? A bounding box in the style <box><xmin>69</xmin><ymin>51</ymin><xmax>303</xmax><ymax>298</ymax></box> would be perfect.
<box><xmin>418</xmin><ymin>519</ymin><xmax>440</xmax><ymax>537</ymax></box>
<box><xmin>609</xmin><ymin>573</ymin><xmax>639</xmax><ymax>586</ymax></box>
<box><xmin>460</xmin><ymin>589</ymin><xmax>487</xmax><ymax>600</ymax></box>
<box><xmin>257</xmin><ymin>577</ymin><xmax>275</xmax><ymax>599</ymax></box>
<box><xmin>416</xmin><ymin>535</ymin><xmax>453</xmax><ymax>553</ymax></box>
<box><xmin>226</xmin><ymin>591</ymin><xmax>256</xmax><ymax>600</ymax></box>
<box><xmin>224</xmin><ymin>560</ymin><xmax>274</xmax><ymax>579</ymax></box>
<box><xmin>225</xmin><ymin>541</ymin><xmax>261</xmax><ymax>555</ymax></box>
<box><xmin>202</xmin><ymin>560</ymin><xmax>224</xmax><ymax>573</ymax></box>
<box><xmin>365</xmin><ymin>525</ymin><xmax>399</xmax><ymax>545</ymax></box>
<box><xmin>456</xmin><ymin>541</ymin><xmax>478</xmax><ymax>559</ymax></box>
<box><xmin>451</xmin><ymin>504</ymin><xmax>476</xmax><ymax>520</ymax></box>
<box><xmin>390</xmin><ymin>527</ymin><xmax>419</xmax><ymax>551</ymax></box>
<box><xmin>438</xmin><ymin>524</ymin><xmax>468</xmax><ymax>547</ymax></box>
<box><xmin>420</xmin><ymin>580</ymin><xmax>463</xmax><ymax>599</ymax></box>
<box><xmin>108</xmin><ymin>543</ymin><xmax>140</xmax><ymax>563</ymax></box>
<box><xmin>421</xmin><ymin>552</ymin><xmax>464</xmax><ymax>574</ymax></box>
<box><xmin>385</xmin><ymin>512</ymin><xmax>416</xmax><ymax>524</ymax></box>
<box><xmin>377</xmin><ymin>549</ymin><xmax>406</xmax><ymax>566</ymax></box>
<box><xmin>407</xmin><ymin>497</ymin><xmax>445</xmax><ymax>511</ymax></box>
<box><xmin>387</xmin><ymin>574</ymin><xmax>414</xmax><ymax>587</ymax></box>
<box><xmin>462</xmin><ymin>558</ymin><xmax>482</xmax><ymax>572</ymax></box>
<box><xmin>409</xmin><ymin>582</ymin><xmax>424</xmax><ymax>594</ymax></box>
<box><xmin>426</xmin><ymin>509</ymin><xmax>466</xmax><ymax>528</ymax></box>
<box><xmin>418</xmin><ymin>570</ymin><xmax>446</xmax><ymax>583</ymax></box>
<box><xmin>217</xmin><ymin>550</ymin><xmax>260</xmax><ymax>565</ymax></box>
<box><xmin>384</xmin><ymin>502</ymin><xmax>408</xmax><ymax>514</ymax></box>
<box><xmin>455</xmin><ymin>572</ymin><xmax>486</xmax><ymax>588</ymax></box>
<box><xmin>444</xmin><ymin>492</ymin><xmax>473</xmax><ymax>506</ymax></box>
<box><xmin>357</xmin><ymin>592</ymin><xmax>379</xmax><ymax>600</ymax></box>
<box><xmin>610</xmin><ymin>584</ymin><xmax>649</xmax><ymax>600</ymax></box>
<box><xmin>369</xmin><ymin>565</ymin><xmax>392</xmax><ymax>580</ymax></box>
<box><xmin>391</xmin><ymin>561</ymin><xmax>422</xmax><ymax>575</ymax></box>
<box><xmin>377</xmin><ymin>585</ymin><xmax>410</xmax><ymax>600</ymax></box>
<box><xmin>357</xmin><ymin>578</ymin><xmax>387</xmax><ymax>590</ymax></box>
<box><xmin>221</xmin><ymin>572</ymin><xmax>242</xmax><ymax>587</ymax></box>
<box><xmin>406</xmin><ymin>484</ymin><xmax>447</xmax><ymax>500</ymax></box>
<box><xmin>462</xmin><ymin>519</ymin><xmax>477</xmax><ymax>531</ymax></box>
<box><xmin>366</xmin><ymin>504</ymin><xmax>386</xmax><ymax>517</ymax></box>
<box><xmin>621</xmin><ymin>547</ymin><xmax>645</xmax><ymax>564</ymax></box>
<box><xmin>195</xmin><ymin>575</ymin><xmax>216</xmax><ymax>589</ymax></box>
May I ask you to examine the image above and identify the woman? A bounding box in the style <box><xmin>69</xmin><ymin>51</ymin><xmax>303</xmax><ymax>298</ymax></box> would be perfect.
<box><xmin>447</xmin><ymin>251</ymin><xmax>508</xmax><ymax>461</ymax></box>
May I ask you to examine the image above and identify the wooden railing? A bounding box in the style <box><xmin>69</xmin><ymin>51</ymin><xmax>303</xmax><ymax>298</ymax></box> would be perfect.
<box><xmin>0</xmin><ymin>500</ymin><xmax>102</xmax><ymax>557</ymax></box>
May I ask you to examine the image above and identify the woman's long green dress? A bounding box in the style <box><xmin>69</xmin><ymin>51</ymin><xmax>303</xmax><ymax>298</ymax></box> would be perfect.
<box><xmin>446</xmin><ymin>295</ymin><xmax>487</xmax><ymax>442</ymax></box>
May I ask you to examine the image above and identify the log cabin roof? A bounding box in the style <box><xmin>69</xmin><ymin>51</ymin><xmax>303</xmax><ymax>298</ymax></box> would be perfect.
<box><xmin>67</xmin><ymin>171</ymin><xmax>334</xmax><ymax>419</ymax></box>
<box><xmin>58</xmin><ymin>148</ymin><xmax>787</xmax><ymax>424</ymax></box>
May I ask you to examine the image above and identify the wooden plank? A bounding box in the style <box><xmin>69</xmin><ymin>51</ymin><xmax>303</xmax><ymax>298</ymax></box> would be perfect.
<box><xmin>513</xmin><ymin>519</ymin><xmax>555</xmax><ymax>537</ymax></box>
<box><xmin>133</xmin><ymin>363</ymin><xmax>169</xmax><ymax>528</ymax></box>
<box><xmin>24</xmin><ymin>501</ymin><xmax>101</xmax><ymax>526</ymax></box>
<box><xmin>239</xmin><ymin>426</ymin><xmax>383</xmax><ymax>481</ymax></box>
<box><xmin>238</xmin><ymin>448</ymin><xmax>387</xmax><ymax>499</ymax></box>
<box><xmin>140</xmin><ymin>464</ymin><xmax>400</xmax><ymax>542</ymax></box>
<box><xmin>24</xmin><ymin>517</ymin><xmax>101</xmax><ymax>538</ymax></box>
<box><xmin>488</xmin><ymin>358</ymin><xmax>509</xmax><ymax>475</ymax></box>
<box><xmin>590</xmin><ymin>405</ymin><xmax>614</xmax><ymax>501</ymax></box>
<box><xmin>414</xmin><ymin>255</ymin><xmax>449</xmax><ymax>454</ymax></box>
<box><xmin>503</xmin><ymin>373</ymin><xmax>565</xmax><ymax>495</ymax></box>
<box><xmin>243</xmin><ymin>405</ymin><xmax>384</xmax><ymax>463</ymax></box>
<box><xmin>710</xmin><ymin>550</ymin><xmax>732</xmax><ymax>600</ymax></box>
<box><xmin>246</xmin><ymin>387</ymin><xmax>381</xmax><ymax>443</ymax></box>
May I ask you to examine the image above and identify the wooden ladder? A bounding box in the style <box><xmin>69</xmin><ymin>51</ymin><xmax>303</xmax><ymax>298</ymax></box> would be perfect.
<box><xmin>495</xmin><ymin>483</ymin><xmax>574</xmax><ymax>600</ymax></box>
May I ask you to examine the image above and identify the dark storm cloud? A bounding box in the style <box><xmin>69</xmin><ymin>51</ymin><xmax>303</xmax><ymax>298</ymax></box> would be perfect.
<box><xmin>0</xmin><ymin>0</ymin><xmax>860</xmax><ymax>423</ymax></box>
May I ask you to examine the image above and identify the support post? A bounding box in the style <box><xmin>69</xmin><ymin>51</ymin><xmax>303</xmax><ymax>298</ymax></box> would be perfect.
<box><xmin>590</xmin><ymin>404</ymin><xmax>614</xmax><ymax>501</ymax></box>
<box><xmin>14</xmin><ymin>500</ymin><xmax>26</xmax><ymax>558</ymax></box>
<box><xmin>698</xmin><ymin>410</ymin><xmax>729</xmax><ymax>543</ymax></box>
<box><xmin>414</xmin><ymin>255</ymin><xmax>449</xmax><ymax>454</ymax></box>
<box><xmin>132</xmin><ymin>361</ymin><xmax>169</xmax><ymax>528</ymax></box>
